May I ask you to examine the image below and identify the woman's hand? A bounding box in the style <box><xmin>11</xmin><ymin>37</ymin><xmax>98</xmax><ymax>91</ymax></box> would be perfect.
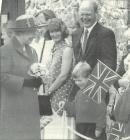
<box><xmin>59</xmin><ymin>101</ymin><xmax>65</xmax><ymax>109</ymax></box>
<box><xmin>118</xmin><ymin>78</ymin><xmax>129</xmax><ymax>89</ymax></box>
<box><xmin>45</xmin><ymin>90</ymin><xmax>51</xmax><ymax>95</ymax></box>
<box><xmin>95</xmin><ymin>129</ymin><xmax>102</xmax><ymax>137</ymax></box>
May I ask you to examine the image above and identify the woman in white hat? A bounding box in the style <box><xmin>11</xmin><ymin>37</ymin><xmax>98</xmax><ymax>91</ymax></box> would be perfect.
<box><xmin>32</xmin><ymin>10</ymin><xmax>56</xmax><ymax>116</ymax></box>
<box><xmin>0</xmin><ymin>16</ymin><xmax>42</xmax><ymax>140</ymax></box>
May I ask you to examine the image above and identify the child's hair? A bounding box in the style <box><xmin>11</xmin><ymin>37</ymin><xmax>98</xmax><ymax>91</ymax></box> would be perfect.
<box><xmin>72</xmin><ymin>61</ymin><xmax>91</xmax><ymax>79</ymax></box>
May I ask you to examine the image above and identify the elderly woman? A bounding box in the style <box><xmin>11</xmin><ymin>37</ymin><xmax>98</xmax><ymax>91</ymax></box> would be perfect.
<box><xmin>0</xmin><ymin>17</ymin><xmax>42</xmax><ymax>140</ymax></box>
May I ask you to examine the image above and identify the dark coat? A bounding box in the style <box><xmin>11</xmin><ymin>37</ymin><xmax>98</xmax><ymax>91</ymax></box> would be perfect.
<box><xmin>65</xmin><ymin>88</ymin><xmax>106</xmax><ymax>130</ymax></box>
<box><xmin>0</xmin><ymin>37</ymin><xmax>41</xmax><ymax>140</ymax></box>
<box><xmin>72</xmin><ymin>22</ymin><xmax>117</xmax><ymax>71</ymax></box>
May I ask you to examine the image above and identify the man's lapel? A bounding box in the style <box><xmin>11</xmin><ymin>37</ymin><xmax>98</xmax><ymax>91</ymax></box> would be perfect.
<box><xmin>73</xmin><ymin>23</ymin><xmax>99</xmax><ymax>56</ymax></box>
<box><xmin>84</xmin><ymin>23</ymin><xmax>99</xmax><ymax>56</ymax></box>
<box><xmin>73</xmin><ymin>27</ymin><xmax>83</xmax><ymax>49</ymax></box>
<box><xmin>72</xmin><ymin>28</ymin><xmax>83</xmax><ymax>61</ymax></box>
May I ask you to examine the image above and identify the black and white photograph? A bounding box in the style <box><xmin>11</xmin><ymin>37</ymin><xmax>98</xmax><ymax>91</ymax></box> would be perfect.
<box><xmin>0</xmin><ymin>0</ymin><xmax>130</xmax><ymax>140</ymax></box>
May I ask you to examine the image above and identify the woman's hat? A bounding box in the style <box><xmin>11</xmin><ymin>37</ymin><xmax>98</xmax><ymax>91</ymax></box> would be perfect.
<box><xmin>34</xmin><ymin>9</ymin><xmax>56</xmax><ymax>20</ymax></box>
<box><xmin>7</xmin><ymin>14</ymin><xmax>47</xmax><ymax>32</ymax></box>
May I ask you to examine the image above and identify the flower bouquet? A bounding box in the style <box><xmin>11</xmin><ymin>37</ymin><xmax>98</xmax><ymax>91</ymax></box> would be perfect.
<box><xmin>29</xmin><ymin>63</ymin><xmax>49</xmax><ymax>79</ymax></box>
<box><xmin>28</xmin><ymin>62</ymin><xmax>49</xmax><ymax>94</ymax></box>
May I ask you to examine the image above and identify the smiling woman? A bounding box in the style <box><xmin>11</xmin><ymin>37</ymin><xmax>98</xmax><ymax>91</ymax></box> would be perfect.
<box><xmin>41</xmin><ymin>17</ymin><xmax>74</xmax><ymax>139</ymax></box>
<box><xmin>45</xmin><ymin>18</ymin><xmax>73</xmax><ymax>115</ymax></box>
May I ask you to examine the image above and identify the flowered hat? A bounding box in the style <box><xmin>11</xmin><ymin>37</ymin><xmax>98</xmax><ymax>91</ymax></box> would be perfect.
<box><xmin>7</xmin><ymin>14</ymin><xmax>45</xmax><ymax>32</ymax></box>
<box><xmin>34</xmin><ymin>10</ymin><xmax>56</xmax><ymax>40</ymax></box>
<box><xmin>34</xmin><ymin>9</ymin><xmax>56</xmax><ymax>21</ymax></box>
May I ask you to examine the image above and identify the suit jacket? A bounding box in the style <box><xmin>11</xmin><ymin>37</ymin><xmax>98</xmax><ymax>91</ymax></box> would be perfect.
<box><xmin>72</xmin><ymin>22</ymin><xmax>117</xmax><ymax>71</ymax></box>
<box><xmin>0</xmin><ymin>37</ymin><xmax>41</xmax><ymax>140</ymax></box>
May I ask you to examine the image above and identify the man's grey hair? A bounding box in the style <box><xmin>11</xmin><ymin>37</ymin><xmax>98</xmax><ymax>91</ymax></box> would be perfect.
<box><xmin>80</xmin><ymin>0</ymin><xmax>99</xmax><ymax>13</ymax></box>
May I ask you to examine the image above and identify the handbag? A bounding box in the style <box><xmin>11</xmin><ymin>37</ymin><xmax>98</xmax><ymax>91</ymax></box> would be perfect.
<box><xmin>38</xmin><ymin>39</ymin><xmax>52</xmax><ymax>116</ymax></box>
<box><xmin>38</xmin><ymin>94</ymin><xmax>52</xmax><ymax>115</ymax></box>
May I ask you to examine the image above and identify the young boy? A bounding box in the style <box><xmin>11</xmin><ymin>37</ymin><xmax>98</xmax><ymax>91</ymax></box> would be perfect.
<box><xmin>65</xmin><ymin>62</ymin><xmax>107</xmax><ymax>140</ymax></box>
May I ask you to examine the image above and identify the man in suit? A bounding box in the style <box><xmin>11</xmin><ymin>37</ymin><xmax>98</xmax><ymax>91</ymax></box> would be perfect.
<box><xmin>69</xmin><ymin>1</ymin><xmax>117</xmax><ymax>139</ymax></box>
<box><xmin>72</xmin><ymin>0</ymin><xmax>117</xmax><ymax>71</ymax></box>
<box><xmin>69</xmin><ymin>0</ymin><xmax>117</xmax><ymax>103</ymax></box>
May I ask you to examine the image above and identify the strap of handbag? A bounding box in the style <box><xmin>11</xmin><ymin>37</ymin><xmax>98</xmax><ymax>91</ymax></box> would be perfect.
<box><xmin>39</xmin><ymin>38</ymin><xmax>46</xmax><ymax>93</ymax></box>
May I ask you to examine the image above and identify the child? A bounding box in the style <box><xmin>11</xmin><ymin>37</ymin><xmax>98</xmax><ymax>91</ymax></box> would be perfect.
<box><xmin>113</xmin><ymin>53</ymin><xmax>130</xmax><ymax>137</ymax></box>
<box><xmin>65</xmin><ymin>62</ymin><xmax>107</xmax><ymax>140</ymax></box>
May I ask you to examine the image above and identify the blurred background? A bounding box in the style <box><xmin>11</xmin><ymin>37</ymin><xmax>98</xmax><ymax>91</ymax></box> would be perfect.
<box><xmin>0</xmin><ymin>0</ymin><xmax>130</xmax><ymax>66</ymax></box>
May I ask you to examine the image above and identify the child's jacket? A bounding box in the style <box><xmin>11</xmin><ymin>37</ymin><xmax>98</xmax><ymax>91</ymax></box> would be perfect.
<box><xmin>65</xmin><ymin>87</ymin><xmax>107</xmax><ymax>130</ymax></box>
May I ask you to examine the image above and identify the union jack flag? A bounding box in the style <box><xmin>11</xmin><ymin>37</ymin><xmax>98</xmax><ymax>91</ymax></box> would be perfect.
<box><xmin>82</xmin><ymin>60</ymin><xmax>121</xmax><ymax>103</ymax></box>
<box><xmin>108</xmin><ymin>122</ymin><xmax>124</xmax><ymax>140</ymax></box>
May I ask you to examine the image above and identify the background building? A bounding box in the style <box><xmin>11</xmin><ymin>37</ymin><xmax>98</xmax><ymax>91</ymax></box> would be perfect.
<box><xmin>1</xmin><ymin>0</ymin><xmax>25</xmax><ymax>20</ymax></box>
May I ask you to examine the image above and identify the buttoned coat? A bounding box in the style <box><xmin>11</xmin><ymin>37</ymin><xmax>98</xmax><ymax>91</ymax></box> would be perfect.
<box><xmin>72</xmin><ymin>22</ymin><xmax>117</xmax><ymax>71</ymax></box>
<box><xmin>0</xmin><ymin>37</ymin><xmax>41</xmax><ymax>140</ymax></box>
<box><xmin>65</xmin><ymin>88</ymin><xmax>106</xmax><ymax>130</ymax></box>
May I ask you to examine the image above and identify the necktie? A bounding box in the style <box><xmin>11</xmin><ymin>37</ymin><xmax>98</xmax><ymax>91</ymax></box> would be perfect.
<box><xmin>82</xmin><ymin>28</ymin><xmax>88</xmax><ymax>55</ymax></box>
<box><xmin>23</xmin><ymin>46</ymin><xmax>28</xmax><ymax>57</ymax></box>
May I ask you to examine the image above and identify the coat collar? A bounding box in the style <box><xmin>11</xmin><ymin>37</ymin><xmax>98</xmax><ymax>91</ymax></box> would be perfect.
<box><xmin>87</xmin><ymin>22</ymin><xmax>99</xmax><ymax>40</ymax></box>
<box><xmin>11</xmin><ymin>36</ymin><xmax>33</xmax><ymax>60</ymax></box>
<box><xmin>84</xmin><ymin>21</ymin><xmax>97</xmax><ymax>36</ymax></box>
<box><xmin>12</xmin><ymin>36</ymin><xmax>24</xmax><ymax>50</ymax></box>
<box><xmin>84</xmin><ymin>22</ymin><xmax>99</xmax><ymax>54</ymax></box>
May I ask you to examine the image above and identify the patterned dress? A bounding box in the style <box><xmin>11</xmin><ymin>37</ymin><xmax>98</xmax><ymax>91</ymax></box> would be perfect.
<box><xmin>42</xmin><ymin>41</ymin><xmax>76</xmax><ymax>140</ymax></box>
<box><xmin>47</xmin><ymin>41</ymin><xmax>74</xmax><ymax>115</ymax></box>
